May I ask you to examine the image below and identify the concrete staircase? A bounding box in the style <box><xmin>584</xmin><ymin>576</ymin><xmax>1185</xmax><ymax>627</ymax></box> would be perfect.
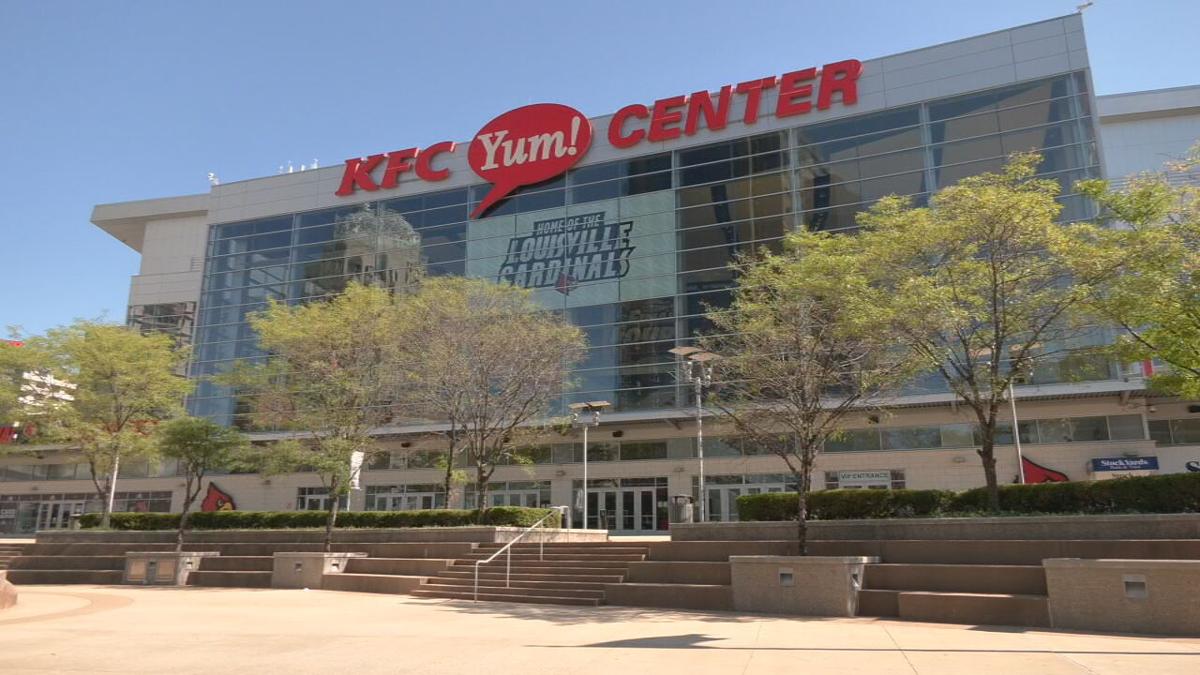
<box><xmin>0</xmin><ymin>542</ymin><xmax>29</xmax><ymax>571</ymax></box>
<box><xmin>822</xmin><ymin>539</ymin><xmax>1200</xmax><ymax>627</ymax></box>
<box><xmin>4</xmin><ymin>538</ymin><xmax>476</xmax><ymax>588</ymax></box>
<box><xmin>406</xmin><ymin>542</ymin><xmax>649</xmax><ymax>606</ymax></box>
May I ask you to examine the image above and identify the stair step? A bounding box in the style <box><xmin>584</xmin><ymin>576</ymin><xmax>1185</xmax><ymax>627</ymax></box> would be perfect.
<box><xmin>187</xmin><ymin>570</ymin><xmax>272</xmax><ymax>588</ymax></box>
<box><xmin>460</xmin><ymin>550</ymin><xmax>643</xmax><ymax>559</ymax></box>
<box><xmin>856</xmin><ymin>589</ymin><xmax>900</xmax><ymax>617</ymax></box>
<box><xmin>448</xmin><ymin>564</ymin><xmax>627</xmax><ymax>577</ymax></box>
<box><xmin>3</xmin><ymin>569</ymin><xmax>123</xmax><ymax>585</ymax></box>
<box><xmin>897</xmin><ymin>591</ymin><xmax>1050</xmax><ymax>628</ymax></box>
<box><xmin>457</xmin><ymin>559</ymin><xmax>634</xmax><ymax>569</ymax></box>
<box><xmin>322</xmin><ymin>573</ymin><xmax>427</xmax><ymax>595</ymax></box>
<box><xmin>198</xmin><ymin>556</ymin><xmax>274</xmax><ymax>572</ymax></box>
<box><xmin>474</xmin><ymin>546</ymin><xmax>648</xmax><ymax>554</ymax></box>
<box><xmin>864</xmin><ymin>564</ymin><xmax>1047</xmax><ymax>595</ymax></box>
<box><xmin>410</xmin><ymin>588</ymin><xmax>600</xmax><ymax>606</ymax></box>
<box><xmin>418</xmin><ymin>582</ymin><xmax>603</xmax><ymax>600</ymax></box>
<box><xmin>8</xmin><ymin>555</ymin><xmax>126</xmax><ymax>571</ymax></box>
<box><xmin>439</xmin><ymin>570</ymin><xmax>625</xmax><ymax>583</ymax></box>
<box><xmin>432</xmin><ymin>576</ymin><xmax>610</xmax><ymax>591</ymax></box>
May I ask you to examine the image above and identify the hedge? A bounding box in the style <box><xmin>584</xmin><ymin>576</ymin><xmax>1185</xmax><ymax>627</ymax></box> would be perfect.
<box><xmin>736</xmin><ymin>471</ymin><xmax>1200</xmax><ymax>521</ymax></box>
<box><xmin>737</xmin><ymin>488</ymin><xmax>954</xmax><ymax>521</ymax></box>
<box><xmin>79</xmin><ymin>506</ymin><xmax>560</xmax><ymax>531</ymax></box>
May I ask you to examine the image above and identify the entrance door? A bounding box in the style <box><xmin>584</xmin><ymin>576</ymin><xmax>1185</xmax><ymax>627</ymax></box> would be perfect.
<box><xmin>706</xmin><ymin>485</ymin><xmax>785</xmax><ymax>522</ymax></box>
<box><xmin>35</xmin><ymin>501</ymin><xmax>84</xmax><ymax>530</ymax></box>
<box><xmin>587</xmin><ymin>490</ymin><xmax>618</xmax><ymax>530</ymax></box>
<box><xmin>589</xmin><ymin>488</ymin><xmax>660</xmax><ymax>532</ymax></box>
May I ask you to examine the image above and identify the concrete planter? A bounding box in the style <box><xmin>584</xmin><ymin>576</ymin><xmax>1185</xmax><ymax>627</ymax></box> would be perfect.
<box><xmin>124</xmin><ymin>551</ymin><xmax>220</xmax><ymax>586</ymax></box>
<box><xmin>1</xmin><ymin>571</ymin><xmax>16</xmax><ymax>610</ymax></box>
<box><xmin>730</xmin><ymin>555</ymin><xmax>878</xmax><ymax>617</ymax></box>
<box><xmin>1045</xmin><ymin>558</ymin><xmax>1200</xmax><ymax>635</ymax></box>
<box><xmin>272</xmin><ymin>552</ymin><xmax>367</xmax><ymax>589</ymax></box>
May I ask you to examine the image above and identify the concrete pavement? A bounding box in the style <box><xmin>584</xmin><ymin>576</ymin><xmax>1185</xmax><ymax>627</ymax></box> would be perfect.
<box><xmin>1</xmin><ymin>585</ymin><xmax>1198</xmax><ymax>674</ymax></box>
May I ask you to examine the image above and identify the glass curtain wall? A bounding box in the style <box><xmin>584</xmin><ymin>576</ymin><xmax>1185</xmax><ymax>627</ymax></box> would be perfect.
<box><xmin>189</xmin><ymin>72</ymin><xmax>1100</xmax><ymax>426</ymax></box>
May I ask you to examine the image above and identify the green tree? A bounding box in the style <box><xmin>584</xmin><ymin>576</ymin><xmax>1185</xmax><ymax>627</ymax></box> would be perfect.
<box><xmin>1073</xmin><ymin>144</ymin><xmax>1200</xmax><ymax>396</ymax></box>
<box><xmin>797</xmin><ymin>154</ymin><xmax>1111</xmax><ymax>510</ymax></box>
<box><xmin>223</xmin><ymin>282</ymin><xmax>405</xmax><ymax>552</ymax></box>
<box><xmin>393</xmin><ymin>277</ymin><xmax>586</xmax><ymax>511</ymax></box>
<box><xmin>0</xmin><ymin>335</ymin><xmax>43</xmax><ymax>433</ymax></box>
<box><xmin>703</xmin><ymin>240</ymin><xmax>918</xmax><ymax>551</ymax></box>
<box><xmin>156</xmin><ymin>416</ymin><xmax>249</xmax><ymax>552</ymax></box>
<box><xmin>23</xmin><ymin>322</ymin><xmax>191</xmax><ymax>527</ymax></box>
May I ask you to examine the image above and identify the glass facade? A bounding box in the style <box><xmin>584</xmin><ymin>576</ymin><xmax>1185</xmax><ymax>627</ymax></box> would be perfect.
<box><xmin>189</xmin><ymin>72</ymin><xmax>1102</xmax><ymax>426</ymax></box>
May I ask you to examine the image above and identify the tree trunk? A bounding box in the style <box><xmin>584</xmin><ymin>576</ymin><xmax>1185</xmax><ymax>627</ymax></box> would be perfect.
<box><xmin>980</xmin><ymin>439</ymin><xmax>1000</xmax><ymax>512</ymax></box>
<box><xmin>442</xmin><ymin>428</ymin><xmax>457</xmax><ymax>506</ymax></box>
<box><xmin>176</xmin><ymin>503</ymin><xmax>191</xmax><ymax>554</ymax></box>
<box><xmin>796</xmin><ymin>489</ymin><xmax>809</xmax><ymax>556</ymax></box>
<box><xmin>176</xmin><ymin>476</ymin><xmax>195</xmax><ymax>554</ymax></box>
<box><xmin>101</xmin><ymin>453</ymin><xmax>121</xmax><ymax>529</ymax></box>
<box><xmin>475</xmin><ymin>467</ymin><xmax>489</xmax><ymax>523</ymax></box>
<box><xmin>324</xmin><ymin>478</ymin><xmax>341</xmax><ymax>554</ymax></box>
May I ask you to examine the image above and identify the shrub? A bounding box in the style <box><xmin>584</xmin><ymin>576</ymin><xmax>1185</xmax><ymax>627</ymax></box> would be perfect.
<box><xmin>736</xmin><ymin>492</ymin><xmax>797</xmax><ymax>521</ymax></box>
<box><xmin>79</xmin><ymin>506</ymin><xmax>560</xmax><ymax>531</ymax></box>
<box><xmin>735</xmin><ymin>472</ymin><xmax>1200</xmax><ymax>521</ymax></box>
<box><xmin>737</xmin><ymin>488</ymin><xmax>954</xmax><ymax>521</ymax></box>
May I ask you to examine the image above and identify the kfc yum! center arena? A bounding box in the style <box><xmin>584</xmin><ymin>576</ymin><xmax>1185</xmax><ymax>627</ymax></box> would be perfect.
<box><xmin>4</xmin><ymin>14</ymin><xmax>1200</xmax><ymax>535</ymax></box>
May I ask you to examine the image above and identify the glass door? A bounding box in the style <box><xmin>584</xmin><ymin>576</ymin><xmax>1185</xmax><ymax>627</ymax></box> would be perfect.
<box><xmin>587</xmin><ymin>490</ymin><xmax>618</xmax><ymax>530</ymax></box>
<box><xmin>35</xmin><ymin>501</ymin><xmax>83</xmax><ymax>530</ymax></box>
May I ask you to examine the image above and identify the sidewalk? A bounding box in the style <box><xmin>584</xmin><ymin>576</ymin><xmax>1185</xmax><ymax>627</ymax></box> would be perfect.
<box><xmin>2</xmin><ymin>585</ymin><xmax>1198</xmax><ymax>674</ymax></box>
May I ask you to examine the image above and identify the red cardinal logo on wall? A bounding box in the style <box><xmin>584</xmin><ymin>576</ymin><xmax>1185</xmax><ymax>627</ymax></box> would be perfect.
<box><xmin>1022</xmin><ymin>457</ymin><xmax>1068</xmax><ymax>483</ymax></box>
<box><xmin>200</xmin><ymin>483</ymin><xmax>236</xmax><ymax>512</ymax></box>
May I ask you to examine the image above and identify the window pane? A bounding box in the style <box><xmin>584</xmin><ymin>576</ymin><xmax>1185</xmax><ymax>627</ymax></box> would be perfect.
<box><xmin>1171</xmin><ymin>419</ymin><xmax>1200</xmax><ymax>445</ymax></box>
<box><xmin>1107</xmin><ymin>415</ymin><xmax>1145</xmax><ymax>441</ymax></box>
<box><xmin>826</xmin><ymin>428</ymin><xmax>881</xmax><ymax>453</ymax></box>
<box><xmin>940</xmin><ymin>423</ymin><xmax>975</xmax><ymax>448</ymax></box>
<box><xmin>882</xmin><ymin>427</ymin><xmax>942</xmax><ymax>450</ymax></box>
<box><xmin>1070</xmin><ymin>416</ymin><xmax>1109</xmax><ymax>442</ymax></box>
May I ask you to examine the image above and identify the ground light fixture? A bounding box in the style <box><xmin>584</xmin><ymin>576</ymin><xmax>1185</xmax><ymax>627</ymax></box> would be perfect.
<box><xmin>669</xmin><ymin>346</ymin><xmax>719</xmax><ymax>522</ymax></box>
<box><xmin>568</xmin><ymin>400</ymin><xmax>611</xmax><ymax>529</ymax></box>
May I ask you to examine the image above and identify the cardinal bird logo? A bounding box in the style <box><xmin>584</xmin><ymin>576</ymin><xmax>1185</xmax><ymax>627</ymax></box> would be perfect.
<box><xmin>200</xmin><ymin>483</ymin><xmax>236</xmax><ymax>512</ymax></box>
<box><xmin>1021</xmin><ymin>457</ymin><xmax>1068</xmax><ymax>483</ymax></box>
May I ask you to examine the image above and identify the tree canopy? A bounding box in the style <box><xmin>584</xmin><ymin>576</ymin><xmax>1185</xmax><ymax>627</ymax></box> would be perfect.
<box><xmin>393</xmin><ymin>276</ymin><xmax>586</xmax><ymax>507</ymax></box>
<box><xmin>772</xmin><ymin>153</ymin><xmax>1112</xmax><ymax>509</ymax></box>
<box><xmin>20</xmin><ymin>321</ymin><xmax>191</xmax><ymax>526</ymax></box>
<box><xmin>703</xmin><ymin>234</ymin><xmax>919</xmax><ymax>549</ymax></box>
<box><xmin>1072</xmin><ymin>145</ymin><xmax>1200</xmax><ymax>397</ymax></box>
<box><xmin>223</xmin><ymin>282</ymin><xmax>405</xmax><ymax>550</ymax></box>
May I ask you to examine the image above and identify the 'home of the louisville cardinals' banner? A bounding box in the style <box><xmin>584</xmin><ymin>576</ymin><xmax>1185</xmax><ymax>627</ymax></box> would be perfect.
<box><xmin>467</xmin><ymin>192</ymin><xmax>675</xmax><ymax>310</ymax></box>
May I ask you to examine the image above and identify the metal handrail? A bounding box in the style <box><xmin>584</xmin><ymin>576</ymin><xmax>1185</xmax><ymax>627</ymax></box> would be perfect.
<box><xmin>474</xmin><ymin>510</ymin><xmax>561</xmax><ymax>602</ymax></box>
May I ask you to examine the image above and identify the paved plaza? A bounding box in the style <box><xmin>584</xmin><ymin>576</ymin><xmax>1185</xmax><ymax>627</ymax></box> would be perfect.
<box><xmin>1</xmin><ymin>586</ymin><xmax>1198</xmax><ymax>674</ymax></box>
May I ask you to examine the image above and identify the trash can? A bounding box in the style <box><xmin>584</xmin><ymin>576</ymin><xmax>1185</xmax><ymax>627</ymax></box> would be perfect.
<box><xmin>669</xmin><ymin>495</ymin><xmax>694</xmax><ymax>524</ymax></box>
<box><xmin>553</xmin><ymin>505</ymin><xmax>570</xmax><ymax>529</ymax></box>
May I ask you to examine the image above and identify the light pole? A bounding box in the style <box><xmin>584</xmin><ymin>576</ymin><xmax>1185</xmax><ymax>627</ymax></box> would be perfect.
<box><xmin>1009</xmin><ymin>380</ymin><xmax>1027</xmax><ymax>484</ymax></box>
<box><xmin>669</xmin><ymin>346</ymin><xmax>718</xmax><ymax>522</ymax></box>
<box><xmin>568</xmin><ymin>401</ymin><xmax>610</xmax><ymax>529</ymax></box>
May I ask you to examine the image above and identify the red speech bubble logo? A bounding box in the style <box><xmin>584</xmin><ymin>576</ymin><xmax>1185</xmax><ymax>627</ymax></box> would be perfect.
<box><xmin>468</xmin><ymin>103</ymin><xmax>592</xmax><ymax>218</ymax></box>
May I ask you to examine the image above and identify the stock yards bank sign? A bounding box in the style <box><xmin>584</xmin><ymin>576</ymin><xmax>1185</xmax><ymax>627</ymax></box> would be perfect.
<box><xmin>332</xmin><ymin>59</ymin><xmax>863</xmax><ymax>217</ymax></box>
<box><xmin>497</xmin><ymin>212</ymin><xmax>634</xmax><ymax>291</ymax></box>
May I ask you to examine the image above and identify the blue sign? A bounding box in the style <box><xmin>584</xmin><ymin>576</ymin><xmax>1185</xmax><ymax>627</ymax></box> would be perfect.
<box><xmin>1091</xmin><ymin>456</ymin><xmax>1159</xmax><ymax>472</ymax></box>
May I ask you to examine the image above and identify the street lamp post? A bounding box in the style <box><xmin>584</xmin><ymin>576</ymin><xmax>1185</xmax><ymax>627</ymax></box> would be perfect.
<box><xmin>669</xmin><ymin>346</ymin><xmax>717</xmax><ymax>522</ymax></box>
<box><xmin>568</xmin><ymin>401</ymin><xmax>610</xmax><ymax>529</ymax></box>
<box><xmin>1009</xmin><ymin>380</ymin><xmax>1027</xmax><ymax>484</ymax></box>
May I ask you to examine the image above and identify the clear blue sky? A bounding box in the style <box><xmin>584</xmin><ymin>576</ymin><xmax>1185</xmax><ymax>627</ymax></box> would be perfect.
<box><xmin>1</xmin><ymin>0</ymin><xmax>1195</xmax><ymax>336</ymax></box>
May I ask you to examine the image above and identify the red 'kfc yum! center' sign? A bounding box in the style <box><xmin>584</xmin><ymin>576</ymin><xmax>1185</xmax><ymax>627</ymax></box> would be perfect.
<box><xmin>334</xmin><ymin>59</ymin><xmax>862</xmax><ymax>218</ymax></box>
